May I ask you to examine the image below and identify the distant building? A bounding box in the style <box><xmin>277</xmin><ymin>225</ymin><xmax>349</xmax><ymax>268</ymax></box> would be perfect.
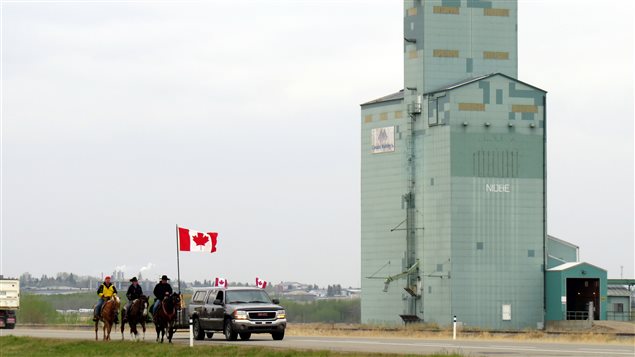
<box><xmin>607</xmin><ymin>286</ymin><xmax>633</xmax><ymax>321</ymax></box>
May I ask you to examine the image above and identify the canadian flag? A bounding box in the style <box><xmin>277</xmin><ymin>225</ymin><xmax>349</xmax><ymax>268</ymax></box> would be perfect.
<box><xmin>215</xmin><ymin>277</ymin><xmax>228</xmax><ymax>288</ymax></box>
<box><xmin>256</xmin><ymin>277</ymin><xmax>267</xmax><ymax>289</ymax></box>
<box><xmin>178</xmin><ymin>227</ymin><xmax>218</xmax><ymax>253</ymax></box>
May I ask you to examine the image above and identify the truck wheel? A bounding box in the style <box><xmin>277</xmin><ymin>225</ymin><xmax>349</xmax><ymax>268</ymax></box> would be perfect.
<box><xmin>223</xmin><ymin>320</ymin><xmax>238</xmax><ymax>341</ymax></box>
<box><xmin>193</xmin><ymin>318</ymin><xmax>205</xmax><ymax>340</ymax></box>
<box><xmin>239</xmin><ymin>332</ymin><xmax>251</xmax><ymax>341</ymax></box>
<box><xmin>206</xmin><ymin>332</ymin><xmax>214</xmax><ymax>339</ymax></box>
<box><xmin>7</xmin><ymin>324</ymin><xmax>15</xmax><ymax>330</ymax></box>
<box><xmin>272</xmin><ymin>331</ymin><xmax>284</xmax><ymax>340</ymax></box>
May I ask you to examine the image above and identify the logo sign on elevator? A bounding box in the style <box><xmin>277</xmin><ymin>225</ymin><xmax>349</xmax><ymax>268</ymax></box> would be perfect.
<box><xmin>371</xmin><ymin>126</ymin><xmax>395</xmax><ymax>153</ymax></box>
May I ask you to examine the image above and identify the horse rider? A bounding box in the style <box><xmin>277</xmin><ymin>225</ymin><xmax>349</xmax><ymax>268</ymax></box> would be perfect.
<box><xmin>122</xmin><ymin>276</ymin><xmax>143</xmax><ymax>323</ymax></box>
<box><xmin>93</xmin><ymin>276</ymin><xmax>118</xmax><ymax>323</ymax></box>
<box><xmin>152</xmin><ymin>275</ymin><xmax>173</xmax><ymax>314</ymax></box>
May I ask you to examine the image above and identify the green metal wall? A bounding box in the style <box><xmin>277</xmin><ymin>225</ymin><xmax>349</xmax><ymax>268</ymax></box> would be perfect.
<box><xmin>546</xmin><ymin>236</ymin><xmax>578</xmax><ymax>269</ymax></box>
<box><xmin>404</xmin><ymin>0</ymin><xmax>518</xmax><ymax>94</ymax></box>
<box><xmin>422</xmin><ymin>75</ymin><xmax>546</xmax><ymax>329</ymax></box>
<box><xmin>360</xmin><ymin>99</ymin><xmax>409</xmax><ymax>324</ymax></box>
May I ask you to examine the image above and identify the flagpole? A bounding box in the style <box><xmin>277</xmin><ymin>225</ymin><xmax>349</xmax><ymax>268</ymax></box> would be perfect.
<box><xmin>176</xmin><ymin>224</ymin><xmax>181</xmax><ymax>293</ymax></box>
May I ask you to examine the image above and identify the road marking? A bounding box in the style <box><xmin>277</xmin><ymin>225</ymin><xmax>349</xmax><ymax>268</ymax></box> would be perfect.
<box><xmin>294</xmin><ymin>338</ymin><xmax>635</xmax><ymax>356</ymax></box>
<box><xmin>487</xmin><ymin>345</ymin><xmax>537</xmax><ymax>349</ymax></box>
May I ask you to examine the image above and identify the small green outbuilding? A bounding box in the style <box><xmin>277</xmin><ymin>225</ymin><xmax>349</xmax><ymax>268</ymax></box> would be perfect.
<box><xmin>546</xmin><ymin>262</ymin><xmax>607</xmax><ymax>321</ymax></box>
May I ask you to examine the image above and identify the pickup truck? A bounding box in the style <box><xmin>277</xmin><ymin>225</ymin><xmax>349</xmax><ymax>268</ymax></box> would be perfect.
<box><xmin>189</xmin><ymin>287</ymin><xmax>286</xmax><ymax>341</ymax></box>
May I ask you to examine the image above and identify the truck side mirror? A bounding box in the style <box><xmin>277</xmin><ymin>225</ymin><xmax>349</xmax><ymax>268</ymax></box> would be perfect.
<box><xmin>213</xmin><ymin>299</ymin><xmax>222</xmax><ymax>305</ymax></box>
<box><xmin>272</xmin><ymin>299</ymin><xmax>280</xmax><ymax>304</ymax></box>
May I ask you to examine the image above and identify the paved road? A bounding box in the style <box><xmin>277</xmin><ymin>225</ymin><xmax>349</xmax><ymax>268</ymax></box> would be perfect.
<box><xmin>3</xmin><ymin>328</ymin><xmax>634</xmax><ymax>357</ymax></box>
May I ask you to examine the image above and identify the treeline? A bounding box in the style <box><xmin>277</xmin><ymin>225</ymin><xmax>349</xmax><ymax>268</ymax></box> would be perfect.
<box><xmin>280</xmin><ymin>298</ymin><xmax>360</xmax><ymax>323</ymax></box>
<box><xmin>19</xmin><ymin>272</ymin><xmax>99</xmax><ymax>289</ymax></box>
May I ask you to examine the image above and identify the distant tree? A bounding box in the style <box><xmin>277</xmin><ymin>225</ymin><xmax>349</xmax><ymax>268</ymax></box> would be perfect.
<box><xmin>327</xmin><ymin>285</ymin><xmax>333</xmax><ymax>297</ymax></box>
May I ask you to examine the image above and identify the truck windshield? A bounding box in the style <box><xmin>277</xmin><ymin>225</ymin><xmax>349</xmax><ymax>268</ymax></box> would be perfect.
<box><xmin>226</xmin><ymin>290</ymin><xmax>272</xmax><ymax>304</ymax></box>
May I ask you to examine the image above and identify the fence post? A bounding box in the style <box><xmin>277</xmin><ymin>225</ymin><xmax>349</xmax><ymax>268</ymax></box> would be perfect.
<box><xmin>189</xmin><ymin>318</ymin><xmax>193</xmax><ymax>347</ymax></box>
<box><xmin>453</xmin><ymin>315</ymin><xmax>457</xmax><ymax>340</ymax></box>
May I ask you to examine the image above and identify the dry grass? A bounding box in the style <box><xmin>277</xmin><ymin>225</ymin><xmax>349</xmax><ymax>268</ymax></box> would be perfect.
<box><xmin>285</xmin><ymin>323</ymin><xmax>635</xmax><ymax>345</ymax></box>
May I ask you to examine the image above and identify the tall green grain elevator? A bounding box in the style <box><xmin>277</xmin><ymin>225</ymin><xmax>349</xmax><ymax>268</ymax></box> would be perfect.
<box><xmin>360</xmin><ymin>0</ymin><xmax>547</xmax><ymax>329</ymax></box>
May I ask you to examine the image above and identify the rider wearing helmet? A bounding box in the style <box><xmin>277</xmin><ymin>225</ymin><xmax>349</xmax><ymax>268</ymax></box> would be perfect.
<box><xmin>152</xmin><ymin>275</ymin><xmax>173</xmax><ymax>314</ymax></box>
<box><xmin>122</xmin><ymin>276</ymin><xmax>143</xmax><ymax>323</ymax></box>
<box><xmin>93</xmin><ymin>276</ymin><xmax>118</xmax><ymax>323</ymax></box>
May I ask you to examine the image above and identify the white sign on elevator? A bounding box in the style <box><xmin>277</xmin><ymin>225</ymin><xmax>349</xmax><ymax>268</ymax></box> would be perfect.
<box><xmin>371</xmin><ymin>126</ymin><xmax>395</xmax><ymax>153</ymax></box>
<box><xmin>486</xmin><ymin>184</ymin><xmax>511</xmax><ymax>193</ymax></box>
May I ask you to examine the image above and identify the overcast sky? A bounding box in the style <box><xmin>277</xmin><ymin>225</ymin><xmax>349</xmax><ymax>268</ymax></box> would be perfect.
<box><xmin>1</xmin><ymin>1</ymin><xmax>632</xmax><ymax>288</ymax></box>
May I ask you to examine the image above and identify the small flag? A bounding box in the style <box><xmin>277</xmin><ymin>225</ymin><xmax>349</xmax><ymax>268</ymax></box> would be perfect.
<box><xmin>256</xmin><ymin>277</ymin><xmax>267</xmax><ymax>289</ymax></box>
<box><xmin>215</xmin><ymin>277</ymin><xmax>228</xmax><ymax>288</ymax></box>
<box><xmin>178</xmin><ymin>226</ymin><xmax>218</xmax><ymax>253</ymax></box>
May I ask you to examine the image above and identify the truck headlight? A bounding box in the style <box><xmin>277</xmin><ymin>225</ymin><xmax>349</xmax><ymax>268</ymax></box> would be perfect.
<box><xmin>276</xmin><ymin>310</ymin><xmax>286</xmax><ymax>319</ymax></box>
<box><xmin>233</xmin><ymin>310</ymin><xmax>248</xmax><ymax>320</ymax></box>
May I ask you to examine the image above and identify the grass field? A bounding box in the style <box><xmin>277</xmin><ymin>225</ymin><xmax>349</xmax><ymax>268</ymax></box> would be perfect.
<box><xmin>0</xmin><ymin>336</ymin><xmax>463</xmax><ymax>357</ymax></box>
<box><xmin>286</xmin><ymin>323</ymin><xmax>635</xmax><ymax>345</ymax></box>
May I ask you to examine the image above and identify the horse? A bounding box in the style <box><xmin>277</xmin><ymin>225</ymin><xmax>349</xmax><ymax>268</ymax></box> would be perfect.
<box><xmin>121</xmin><ymin>295</ymin><xmax>149</xmax><ymax>341</ymax></box>
<box><xmin>152</xmin><ymin>292</ymin><xmax>181</xmax><ymax>343</ymax></box>
<box><xmin>94</xmin><ymin>295</ymin><xmax>120</xmax><ymax>341</ymax></box>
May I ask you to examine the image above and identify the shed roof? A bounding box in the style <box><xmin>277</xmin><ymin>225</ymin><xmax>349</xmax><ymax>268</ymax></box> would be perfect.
<box><xmin>360</xmin><ymin>90</ymin><xmax>404</xmax><ymax>106</ymax></box>
<box><xmin>607</xmin><ymin>286</ymin><xmax>632</xmax><ymax>297</ymax></box>
<box><xmin>547</xmin><ymin>261</ymin><xmax>606</xmax><ymax>272</ymax></box>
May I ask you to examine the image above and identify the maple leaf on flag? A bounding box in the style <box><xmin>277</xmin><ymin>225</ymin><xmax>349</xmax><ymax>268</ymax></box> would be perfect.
<box><xmin>193</xmin><ymin>233</ymin><xmax>209</xmax><ymax>247</ymax></box>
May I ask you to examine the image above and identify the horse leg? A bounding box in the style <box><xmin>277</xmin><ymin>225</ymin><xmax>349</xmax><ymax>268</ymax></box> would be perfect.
<box><xmin>141</xmin><ymin>321</ymin><xmax>146</xmax><ymax>341</ymax></box>
<box><xmin>155</xmin><ymin>323</ymin><xmax>160</xmax><ymax>342</ymax></box>
<box><xmin>94</xmin><ymin>321</ymin><xmax>98</xmax><ymax>341</ymax></box>
<box><xmin>120</xmin><ymin>320</ymin><xmax>125</xmax><ymax>340</ymax></box>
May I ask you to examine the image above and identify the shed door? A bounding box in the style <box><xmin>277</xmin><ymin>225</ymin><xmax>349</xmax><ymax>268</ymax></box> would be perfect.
<box><xmin>566</xmin><ymin>278</ymin><xmax>599</xmax><ymax>320</ymax></box>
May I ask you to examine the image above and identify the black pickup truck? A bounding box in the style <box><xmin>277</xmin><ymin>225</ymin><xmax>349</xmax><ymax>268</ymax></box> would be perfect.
<box><xmin>188</xmin><ymin>287</ymin><xmax>286</xmax><ymax>341</ymax></box>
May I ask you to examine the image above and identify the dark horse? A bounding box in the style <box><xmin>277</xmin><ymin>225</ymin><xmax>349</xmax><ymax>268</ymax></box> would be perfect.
<box><xmin>121</xmin><ymin>295</ymin><xmax>149</xmax><ymax>341</ymax></box>
<box><xmin>94</xmin><ymin>295</ymin><xmax>120</xmax><ymax>341</ymax></box>
<box><xmin>153</xmin><ymin>292</ymin><xmax>181</xmax><ymax>343</ymax></box>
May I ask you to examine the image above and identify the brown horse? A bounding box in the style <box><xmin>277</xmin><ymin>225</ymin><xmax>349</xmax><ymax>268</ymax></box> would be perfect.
<box><xmin>121</xmin><ymin>295</ymin><xmax>149</xmax><ymax>341</ymax></box>
<box><xmin>94</xmin><ymin>295</ymin><xmax>120</xmax><ymax>341</ymax></box>
<box><xmin>153</xmin><ymin>293</ymin><xmax>180</xmax><ymax>343</ymax></box>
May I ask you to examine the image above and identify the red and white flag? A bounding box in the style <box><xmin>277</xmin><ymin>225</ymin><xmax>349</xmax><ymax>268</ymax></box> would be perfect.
<box><xmin>215</xmin><ymin>277</ymin><xmax>228</xmax><ymax>288</ymax></box>
<box><xmin>256</xmin><ymin>277</ymin><xmax>267</xmax><ymax>289</ymax></box>
<box><xmin>178</xmin><ymin>226</ymin><xmax>218</xmax><ymax>253</ymax></box>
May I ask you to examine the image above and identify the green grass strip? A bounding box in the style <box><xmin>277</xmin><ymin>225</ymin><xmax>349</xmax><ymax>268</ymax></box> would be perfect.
<box><xmin>0</xmin><ymin>336</ymin><xmax>463</xmax><ymax>357</ymax></box>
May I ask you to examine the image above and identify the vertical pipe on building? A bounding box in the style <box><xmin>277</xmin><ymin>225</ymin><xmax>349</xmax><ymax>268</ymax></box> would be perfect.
<box><xmin>542</xmin><ymin>95</ymin><xmax>548</xmax><ymax>327</ymax></box>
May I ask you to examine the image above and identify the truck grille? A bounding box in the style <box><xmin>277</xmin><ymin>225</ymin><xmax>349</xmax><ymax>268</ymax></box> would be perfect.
<box><xmin>248</xmin><ymin>311</ymin><xmax>276</xmax><ymax>320</ymax></box>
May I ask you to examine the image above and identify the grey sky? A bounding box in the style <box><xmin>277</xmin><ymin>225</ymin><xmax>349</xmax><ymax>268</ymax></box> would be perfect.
<box><xmin>1</xmin><ymin>1</ymin><xmax>632</xmax><ymax>288</ymax></box>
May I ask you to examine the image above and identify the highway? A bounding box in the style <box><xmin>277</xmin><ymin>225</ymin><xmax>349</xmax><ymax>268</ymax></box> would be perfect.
<box><xmin>2</xmin><ymin>327</ymin><xmax>634</xmax><ymax>357</ymax></box>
